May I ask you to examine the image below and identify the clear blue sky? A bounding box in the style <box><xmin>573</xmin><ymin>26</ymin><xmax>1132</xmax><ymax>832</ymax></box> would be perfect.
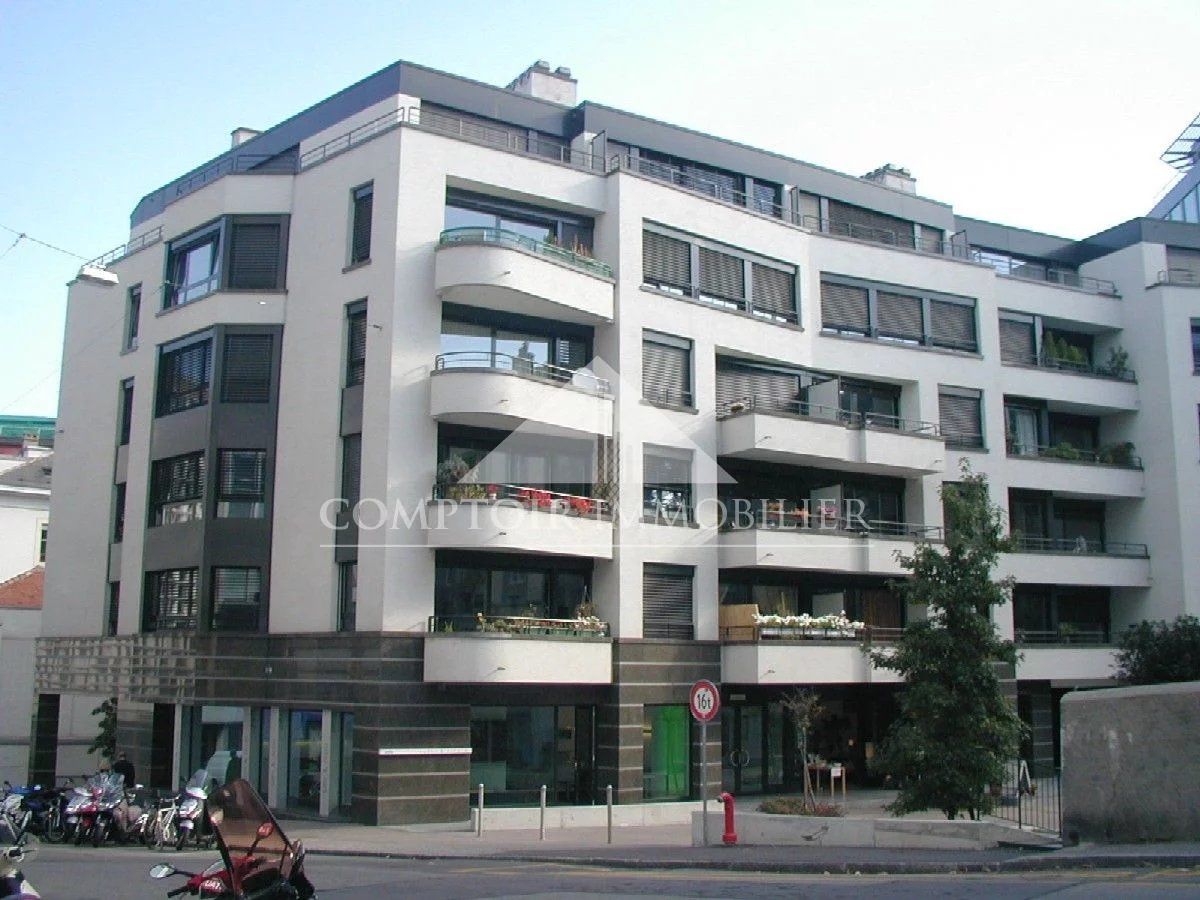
<box><xmin>1</xmin><ymin>0</ymin><xmax>1197</xmax><ymax>417</ymax></box>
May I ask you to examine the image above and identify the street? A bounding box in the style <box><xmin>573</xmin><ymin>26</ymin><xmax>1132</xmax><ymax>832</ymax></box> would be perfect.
<box><xmin>18</xmin><ymin>844</ymin><xmax>1200</xmax><ymax>899</ymax></box>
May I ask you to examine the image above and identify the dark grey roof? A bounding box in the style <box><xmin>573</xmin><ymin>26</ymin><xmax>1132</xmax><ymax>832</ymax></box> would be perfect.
<box><xmin>0</xmin><ymin>454</ymin><xmax>53</xmax><ymax>490</ymax></box>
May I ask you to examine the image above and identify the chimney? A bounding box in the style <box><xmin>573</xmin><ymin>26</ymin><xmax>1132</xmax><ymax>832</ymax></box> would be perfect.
<box><xmin>862</xmin><ymin>164</ymin><xmax>916</xmax><ymax>194</ymax></box>
<box><xmin>230</xmin><ymin>127</ymin><xmax>261</xmax><ymax>149</ymax></box>
<box><xmin>506</xmin><ymin>61</ymin><xmax>577</xmax><ymax>106</ymax></box>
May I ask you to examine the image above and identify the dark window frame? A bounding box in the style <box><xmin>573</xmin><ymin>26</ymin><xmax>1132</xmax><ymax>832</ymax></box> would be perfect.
<box><xmin>112</xmin><ymin>482</ymin><xmax>127</xmax><ymax>543</ymax></box>
<box><xmin>643</xmin><ymin>445</ymin><xmax>694</xmax><ymax>524</ymax></box>
<box><xmin>820</xmin><ymin>274</ymin><xmax>979</xmax><ymax>353</ymax></box>
<box><xmin>1192</xmin><ymin>320</ymin><xmax>1200</xmax><ymax>374</ymax></box>
<box><xmin>346</xmin><ymin>302</ymin><xmax>367</xmax><ymax>387</ymax></box>
<box><xmin>219</xmin><ymin>333</ymin><xmax>274</xmax><ymax>404</ymax></box>
<box><xmin>210</xmin><ymin>566</ymin><xmax>263</xmax><ymax>632</ymax></box>
<box><xmin>149</xmin><ymin>451</ymin><xmax>206</xmax><ymax>527</ymax></box>
<box><xmin>164</xmin><ymin>215</ymin><xmax>289</xmax><ymax>309</ymax></box>
<box><xmin>642</xmin><ymin>330</ymin><xmax>694</xmax><ymax>409</ymax></box>
<box><xmin>155</xmin><ymin>335</ymin><xmax>212</xmax><ymax>417</ymax></box>
<box><xmin>118</xmin><ymin>379</ymin><xmax>134</xmax><ymax>445</ymax></box>
<box><xmin>142</xmin><ymin>567</ymin><xmax>199</xmax><ymax>632</ymax></box>
<box><xmin>350</xmin><ymin>183</ymin><xmax>373</xmax><ymax>265</ymax></box>
<box><xmin>105</xmin><ymin>581</ymin><xmax>120</xmax><ymax>637</ymax></box>
<box><xmin>124</xmin><ymin>284</ymin><xmax>141</xmax><ymax>351</ymax></box>
<box><xmin>338</xmin><ymin>560</ymin><xmax>357</xmax><ymax>632</ymax></box>
<box><xmin>215</xmin><ymin>449</ymin><xmax>267</xmax><ymax>519</ymax></box>
<box><xmin>939</xmin><ymin>386</ymin><xmax>985</xmax><ymax>450</ymax></box>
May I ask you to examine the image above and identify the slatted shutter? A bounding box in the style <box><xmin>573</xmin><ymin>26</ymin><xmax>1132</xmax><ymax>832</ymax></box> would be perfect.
<box><xmin>211</xmin><ymin>567</ymin><xmax>262</xmax><ymax>632</ymax></box>
<box><xmin>346</xmin><ymin>308</ymin><xmax>367</xmax><ymax>386</ymax></box>
<box><xmin>351</xmin><ymin>185</ymin><xmax>373</xmax><ymax>264</ymax></box>
<box><xmin>751</xmin><ymin>264</ymin><xmax>797</xmax><ymax>321</ymax></box>
<box><xmin>698</xmin><ymin>246</ymin><xmax>745</xmax><ymax>303</ymax></box>
<box><xmin>643</xmin><ymin>230</ymin><xmax>691</xmax><ymax>291</ymax></box>
<box><xmin>148</xmin><ymin>568</ymin><xmax>200</xmax><ymax>631</ymax></box>
<box><xmin>341</xmin><ymin>434</ymin><xmax>362</xmax><ymax>507</ymax></box>
<box><xmin>643</xmin><ymin>565</ymin><xmax>694</xmax><ymax>639</ymax></box>
<box><xmin>876</xmin><ymin>291</ymin><xmax>924</xmax><ymax>341</ymax></box>
<box><xmin>827</xmin><ymin>200</ymin><xmax>911</xmax><ymax>247</ymax></box>
<box><xmin>151</xmin><ymin>453</ymin><xmax>206</xmax><ymax>509</ymax></box>
<box><xmin>555</xmin><ymin>338</ymin><xmax>588</xmax><ymax>371</ymax></box>
<box><xmin>227</xmin><ymin>221</ymin><xmax>282</xmax><ymax>290</ymax></box>
<box><xmin>939</xmin><ymin>391</ymin><xmax>983</xmax><ymax>448</ymax></box>
<box><xmin>218</xmin><ymin>450</ymin><xmax>266</xmax><ymax>500</ymax></box>
<box><xmin>642</xmin><ymin>334</ymin><xmax>692</xmax><ymax>406</ymax></box>
<box><xmin>999</xmin><ymin>318</ymin><xmax>1036</xmax><ymax>365</ymax></box>
<box><xmin>1167</xmin><ymin>247</ymin><xmax>1200</xmax><ymax>282</ymax></box>
<box><xmin>929</xmin><ymin>300</ymin><xmax>978</xmax><ymax>351</ymax></box>
<box><xmin>220</xmin><ymin>334</ymin><xmax>273</xmax><ymax>403</ymax></box>
<box><xmin>715</xmin><ymin>360</ymin><xmax>800</xmax><ymax>413</ymax></box>
<box><xmin>821</xmin><ymin>281</ymin><xmax>870</xmax><ymax>333</ymax></box>
<box><xmin>156</xmin><ymin>339</ymin><xmax>212</xmax><ymax>416</ymax></box>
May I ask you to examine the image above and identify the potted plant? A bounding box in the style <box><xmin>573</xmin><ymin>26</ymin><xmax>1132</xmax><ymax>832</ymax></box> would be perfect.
<box><xmin>436</xmin><ymin>456</ymin><xmax>473</xmax><ymax>499</ymax></box>
<box><xmin>1103</xmin><ymin>346</ymin><xmax>1131</xmax><ymax>379</ymax></box>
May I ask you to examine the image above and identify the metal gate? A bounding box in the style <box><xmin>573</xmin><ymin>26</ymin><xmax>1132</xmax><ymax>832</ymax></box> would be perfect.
<box><xmin>991</xmin><ymin>759</ymin><xmax>1062</xmax><ymax>836</ymax></box>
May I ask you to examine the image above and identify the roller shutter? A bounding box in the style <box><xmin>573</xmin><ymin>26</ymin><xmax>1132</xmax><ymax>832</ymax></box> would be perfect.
<box><xmin>821</xmin><ymin>281</ymin><xmax>870</xmax><ymax>333</ymax></box>
<box><xmin>220</xmin><ymin>334</ymin><xmax>273</xmax><ymax>403</ymax></box>
<box><xmin>999</xmin><ymin>318</ymin><xmax>1036</xmax><ymax>365</ymax></box>
<box><xmin>642</xmin><ymin>335</ymin><xmax>692</xmax><ymax>406</ymax></box>
<box><xmin>715</xmin><ymin>360</ymin><xmax>800</xmax><ymax>414</ymax></box>
<box><xmin>643</xmin><ymin>565</ymin><xmax>694</xmax><ymax>639</ymax></box>
<box><xmin>929</xmin><ymin>300</ymin><xmax>978</xmax><ymax>351</ymax></box>
<box><xmin>751</xmin><ymin>264</ymin><xmax>797</xmax><ymax>322</ymax></box>
<box><xmin>227</xmin><ymin>221</ymin><xmax>283</xmax><ymax>290</ymax></box>
<box><xmin>643</xmin><ymin>231</ymin><xmax>691</xmax><ymax>291</ymax></box>
<box><xmin>939</xmin><ymin>392</ymin><xmax>983</xmax><ymax>448</ymax></box>
<box><xmin>876</xmin><ymin>291</ymin><xmax>924</xmax><ymax>341</ymax></box>
<box><xmin>698</xmin><ymin>246</ymin><xmax>745</xmax><ymax>303</ymax></box>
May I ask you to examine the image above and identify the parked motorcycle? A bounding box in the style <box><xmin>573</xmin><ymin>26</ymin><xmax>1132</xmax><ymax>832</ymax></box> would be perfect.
<box><xmin>64</xmin><ymin>773</ymin><xmax>122</xmax><ymax>846</ymax></box>
<box><xmin>0</xmin><ymin>817</ymin><xmax>39</xmax><ymax>899</ymax></box>
<box><xmin>148</xmin><ymin>779</ymin><xmax>316</xmax><ymax>898</ymax></box>
<box><xmin>91</xmin><ymin>776</ymin><xmax>146</xmax><ymax>846</ymax></box>
<box><xmin>174</xmin><ymin>770</ymin><xmax>216</xmax><ymax>851</ymax></box>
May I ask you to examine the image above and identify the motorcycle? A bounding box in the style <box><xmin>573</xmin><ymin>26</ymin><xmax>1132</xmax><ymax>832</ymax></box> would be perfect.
<box><xmin>64</xmin><ymin>773</ymin><xmax>123</xmax><ymax>846</ymax></box>
<box><xmin>0</xmin><ymin>817</ymin><xmax>39</xmax><ymax>899</ymax></box>
<box><xmin>148</xmin><ymin>779</ymin><xmax>316</xmax><ymax>899</ymax></box>
<box><xmin>175</xmin><ymin>770</ymin><xmax>216</xmax><ymax>851</ymax></box>
<box><xmin>92</xmin><ymin>777</ymin><xmax>146</xmax><ymax>846</ymax></box>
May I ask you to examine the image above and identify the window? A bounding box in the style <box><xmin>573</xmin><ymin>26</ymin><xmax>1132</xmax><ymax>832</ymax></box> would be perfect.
<box><xmin>211</xmin><ymin>567</ymin><xmax>262</xmax><ymax>632</ymax></box>
<box><xmin>150</xmin><ymin>452</ymin><xmax>206</xmax><ymax>526</ymax></box>
<box><xmin>156</xmin><ymin>337</ymin><xmax>212</xmax><ymax>416</ymax></box>
<box><xmin>166</xmin><ymin>224</ymin><xmax>221</xmax><ymax>307</ymax></box>
<box><xmin>118</xmin><ymin>379</ymin><xmax>134</xmax><ymax>445</ymax></box>
<box><xmin>643</xmin><ymin>446</ymin><xmax>693</xmax><ymax>523</ymax></box>
<box><xmin>142</xmin><ymin>568</ymin><xmax>199</xmax><ymax>631</ymax></box>
<box><xmin>124</xmin><ymin>284</ymin><xmax>141</xmax><ymax>351</ymax></box>
<box><xmin>341</xmin><ymin>434</ymin><xmax>362</xmax><ymax>508</ymax></box>
<box><xmin>433</xmin><ymin>557</ymin><xmax>591</xmax><ymax>627</ymax></box>
<box><xmin>643</xmin><ymin>564</ymin><xmax>694</xmax><ymax>639</ymax></box>
<box><xmin>1005</xmin><ymin>403</ymin><xmax>1041</xmax><ymax>456</ymax></box>
<box><xmin>999</xmin><ymin>314</ymin><xmax>1037</xmax><ymax>366</ymax></box>
<box><xmin>220</xmin><ymin>333</ymin><xmax>273</xmax><ymax>403</ymax></box>
<box><xmin>37</xmin><ymin>522</ymin><xmax>48</xmax><ymax>563</ymax></box>
<box><xmin>1192</xmin><ymin>321</ymin><xmax>1200</xmax><ymax>373</ymax></box>
<box><xmin>445</xmin><ymin>188</ymin><xmax>594</xmax><ymax>255</ymax></box>
<box><xmin>350</xmin><ymin>183</ymin><xmax>373</xmax><ymax>264</ymax></box>
<box><xmin>642</xmin><ymin>331</ymin><xmax>693</xmax><ymax>407</ymax></box>
<box><xmin>216</xmin><ymin>450</ymin><xmax>266</xmax><ymax>518</ymax></box>
<box><xmin>226</xmin><ymin>218</ymin><xmax>285</xmax><ymax>290</ymax></box>
<box><xmin>338</xmin><ymin>561</ymin><xmax>357</xmax><ymax>632</ymax></box>
<box><xmin>642</xmin><ymin>225</ymin><xmax>798</xmax><ymax>323</ymax></box>
<box><xmin>346</xmin><ymin>304</ymin><xmax>367</xmax><ymax>386</ymax></box>
<box><xmin>939</xmin><ymin>388</ymin><xmax>984</xmax><ymax>449</ymax></box>
<box><xmin>112</xmin><ymin>483</ymin><xmax>126</xmax><ymax>542</ymax></box>
<box><xmin>105</xmin><ymin>582</ymin><xmax>120</xmax><ymax>637</ymax></box>
<box><xmin>840</xmin><ymin>379</ymin><xmax>900</xmax><ymax>427</ymax></box>
<box><xmin>439</xmin><ymin>304</ymin><xmax>592</xmax><ymax>379</ymax></box>
<box><xmin>820</xmin><ymin>275</ymin><xmax>978</xmax><ymax>352</ymax></box>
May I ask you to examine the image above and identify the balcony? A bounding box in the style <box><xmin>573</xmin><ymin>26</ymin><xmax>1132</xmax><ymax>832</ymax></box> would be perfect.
<box><xmin>1004</xmin><ymin>537</ymin><xmax>1150</xmax><ymax>588</ymax></box>
<box><xmin>719</xmin><ymin>513</ymin><xmax>939</xmax><ymax>576</ymax></box>
<box><xmin>423</xmin><ymin>625</ymin><xmax>612</xmax><ymax>685</ymax></box>
<box><xmin>430</xmin><ymin>352</ymin><xmax>613</xmax><ymax>437</ymax></box>
<box><xmin>1016</xmin><ymin>642</ymin><xmax>1118</xmax><ymax>682</ymax></box>
<box><xmin>1002</xmin><ymin>352</ymin><xmax>1136</xmax><ymax>384</ymax></box>
<box><xmin>425</xmin><ymin>484</ymin><xmax>613</xmax><ymax>559</ymax></box>
<box><xmin>1005</xmin><ymin>445</ymin><xmax>1145</xmax><ymax>499</ymax></box>
<box><xmin>979</xmin><ymin>254</ymin><xmax>1119</xmax><ymax>297</ymax></box>
<box><xmin>717</xmin><ymin>399</ymin><xmax>944</xmax><ymax>478</ymax></box>
<box><xmin>1156</xmin><ymin>267</ymin><xmax>1200</xmax><ymax>287</ymax></box>
<box><xmin>434</xmin><ymin>227</ymin><xmax>615</xmax><ymax>325</ymax></box>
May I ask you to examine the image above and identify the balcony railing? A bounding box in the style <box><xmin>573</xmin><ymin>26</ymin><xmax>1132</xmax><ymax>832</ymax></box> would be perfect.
<box><xmin>977</xmin><ymin>253</ymin><xmax>1119</xmax><ymax>296</ymax></box>
<box><xmin>719</xmin><ymin>622</ymin><xmax>904</xmax><ymax>643</ymax></box>
<box><xmin>438</xmin><ymin>226</ymin><xmax>613</xmax><ymax>279</ymax></box>
<box><xmin>1157</xmin><ymin>267</ymin><xmax>1200</xmax><ymax>286</ymax></box>
<box><xmin>434</xmin><ymin>350</ymin><xmax>611</xmax><ymax>394</ymax></box>
<box><xmin>1015</xmin><ymin>627</ymin><xmax>1110</xmax><ymax>645</ymax></box>
<box><xmin>83</xmin><ymin>226</ymin><xmax>164</xmax><ymax>269</ymax></box>
<box><xmin>1006</xmin><ymin>442</ymin><xmax>1142</xmax><ymax>469</ymax></box>
<box><xmin>428</xmin><ymin>613</ymin><xmax>609</xmax><ymax>638</ymax></box>
<box><xmin>1003</xmin><ymin>352</ymin><xmax>1137</xmax><ymax>382</ymax></box>
<box><xmin>718</xmin><ymin>395</ymin><xmax>942</xmax><ymax>438</ymax></box>
<box><xmin>432</xmin><ymin>482</ymin><xmax>612</xmax><ymax>519</ymax></box>
<box><xmin>724</xmin><ymin>506</ymin><xmax>942</xmax><ymax>540</ymax></box>
<box><xmin>1010</xmin><ymin>535</ymin><xmax>1148</xmax><ymax>558</ymax></box>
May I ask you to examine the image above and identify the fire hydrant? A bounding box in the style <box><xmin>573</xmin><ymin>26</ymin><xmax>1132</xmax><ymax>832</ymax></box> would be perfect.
<box><xmin>717</xmin><ymin>792</ymin><xmax>738</xmax><ymax>845</ymax></box>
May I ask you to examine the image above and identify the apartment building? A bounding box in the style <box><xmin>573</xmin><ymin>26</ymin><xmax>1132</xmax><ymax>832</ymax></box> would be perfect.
<box><xmin>36</xmin><ymin>60</ymin><xmax>1200</xmax><ymax>823</ymax></box>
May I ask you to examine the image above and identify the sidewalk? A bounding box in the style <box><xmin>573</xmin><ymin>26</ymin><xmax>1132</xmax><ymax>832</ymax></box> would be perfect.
<box><xmin>280</xmin><ymin>817</ymin><xmax>1200</xmax><ymax>875</ymax></box>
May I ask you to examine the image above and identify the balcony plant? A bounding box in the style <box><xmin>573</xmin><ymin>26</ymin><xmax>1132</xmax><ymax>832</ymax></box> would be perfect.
<box><xmin>1041</xmin><ymin>332</ymin><xmax>1088</xmax><ymax>369</ymax></box>
<box><xmin>1042</xmin><ymin>442</ymin><xmax>1081</xmax><ymax>461</ymax></box>
<box><xmin>436</xmin><ymin>456</ymin><xmax>485</xmax><ymax>499</ymax></box>
<box><xmin>1097</xmin><ymin>441</ymin><xmax>1136</xmax><ymax>467</ymax></box>
<box><xmin>1102</xmin><ymin>346</ymin><xmax>1131</xmax><ymax>379</ymax></box>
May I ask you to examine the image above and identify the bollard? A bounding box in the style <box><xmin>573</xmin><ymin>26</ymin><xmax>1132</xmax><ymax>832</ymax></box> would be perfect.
<box><xmin>606</xmin><ymin>784</ymin><xmax>613</xmax><ymax>844</ymax></box>
<box><xmin>539</xmin><ymin>784</ymin><xmax>546</xmax><ymax>841</ymax></box>
<box><xmin>718</xmin><ymin>792</ymin><xmax>737</xmax><ymax>846</ymax></box>
<box><xmin>476</xmin><ymin>783</ymin><xmax>484</xmax><ymax>837</ymax></box>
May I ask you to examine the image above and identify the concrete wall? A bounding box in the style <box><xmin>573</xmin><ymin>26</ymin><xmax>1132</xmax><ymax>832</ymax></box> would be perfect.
<box><xmin>1061</xmin><ymin>681</ymin><xmax>1200</xmax><ymax>843</ymax></box>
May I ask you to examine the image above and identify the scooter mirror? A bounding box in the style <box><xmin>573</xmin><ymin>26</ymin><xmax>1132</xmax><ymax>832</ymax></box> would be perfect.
<box><xmin>149</xmin><ymin>864</ymin><xmax>176</xmax><ymax>879</ymax></box>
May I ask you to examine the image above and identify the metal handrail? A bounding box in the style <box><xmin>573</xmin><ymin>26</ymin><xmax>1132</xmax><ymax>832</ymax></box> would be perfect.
<box><xmin>1157</xmin><ymin>267</ymin><xmax>1200</xmax><ymax>286</ymax></box>
<box><xmin>1025</xmin><ymin>353</ymin><xmax>1138</xmax><ymax>382</ymax></box>
<box><xmin>432</xmin><ymin>481</ymin><xmax>611</xmax><ymax>519</ymax></box>
<box><xmin>438</xmin><ymin>226</ymin><xmax>613</xmax><ymax>278</ymax></box>
<box><xmin>724</xmin><ymin>505</ymin><xmax>943</xmax><ymax>540</ymax></box>
<box><xmin>434</xmin><ymin>350</ymin><xmax>611</xmax><ymax>394</ymax></box>
<box><xmin>428</xmin><ymin>613</ymin><xmax>610</xmax><ymax>638</ymax></box>
<box><xmin>719</xmin><ymin>623</ymin><xmax>904</xmax><ymax>642</ymax></box>
<box><xmin>1010</xmin><ymin>535</ymin><xmax>1149</xmax><ymax>558</ymax></box>
<box><xmin>1015</xmin><ymin>628</ymin><xmax>1110</xmax><ymax>645</ymax></box>
<box><xmin>979</xmin><ymin>253</ymin><xmax>1118</xmax><ymax>296</ymax></box>
<box><xmin>717</xmin><ymin>395</ymin><xmax>942</xmax><ymax>437</ymax></box>
<box><xmin>84</xmin><ymin>226</ymin><xmax>164</xmax><ymax>269</ymax></box>
<box><xmin>1006</xmin><ymin>442</ymin><xmax>1143</xmax><ymax>469</ymax></box>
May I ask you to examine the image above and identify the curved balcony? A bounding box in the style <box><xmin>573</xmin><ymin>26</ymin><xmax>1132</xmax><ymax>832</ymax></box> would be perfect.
<box><xmin>434</xmin><ymin>227</ymin><xmax>615</xmax><ymax>324</ymax></box>
<box><xmin>430</xmin><ymin>352</ymin><xmax>613</xmax><ymax>437</ymax></box>
<box><xmin>425</xmin><ymin>483</ymin><xmax>614</xmax><ymax>559</ymax></box>
<box><xmin>717</xmin><ymin>398</ymin><xmax>945</xmax><ymax>478</ymax></box>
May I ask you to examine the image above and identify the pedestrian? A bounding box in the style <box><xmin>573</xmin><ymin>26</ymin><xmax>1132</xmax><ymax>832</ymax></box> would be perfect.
<box><xmin>113</xmin><ymin>752</ymin><xmax>135</xmax><ymax>789</ymax></box>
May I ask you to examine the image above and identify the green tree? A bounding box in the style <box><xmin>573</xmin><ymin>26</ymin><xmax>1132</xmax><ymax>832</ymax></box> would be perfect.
<box><xmin>87</xmin><ymin>696</ymin><xmax>118</xmax><ymax>761</ymax></box>
<box><xmin>871</xmin><ymin>467</ymin><xmax>1025</xmax><ymax>820</ymax></box>
<box><xmin>780</xmin><ymin>689</ymin><xmax>825</xmax><ymax>810</ymax></box>
<box><xmin>1115</xmin><ymin>616</ymin><xmax>1200</xmax><ymax>685</ymax></box>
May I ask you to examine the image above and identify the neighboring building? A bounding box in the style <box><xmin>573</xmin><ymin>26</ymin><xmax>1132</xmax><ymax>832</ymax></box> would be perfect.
<box><xmin>0</xmin><ymin>567</ymin><xmax>43</xmax><ymax>784</ymax></box>
<box><xmin>0</xmin><ymin>416</ymin><xmax>54</xmax><ymax>475</ymax></box>
<box><xmin>36</xmin><ymin>60</ymin><xmax>1200</xmax><ymax>823</ymax></box>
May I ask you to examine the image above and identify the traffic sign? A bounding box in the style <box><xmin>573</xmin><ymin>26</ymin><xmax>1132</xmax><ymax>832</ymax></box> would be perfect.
<box><xmin>689</xmin><ymin>679</ymin><xmax>721</xmax><ymax>723</ymax></box>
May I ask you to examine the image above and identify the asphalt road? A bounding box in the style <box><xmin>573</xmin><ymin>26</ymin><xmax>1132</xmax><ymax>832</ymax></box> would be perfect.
<box><xmin>18</xmin><ymin>844</ymin><xmax>1200</xmax><ymax>899</ymax></box>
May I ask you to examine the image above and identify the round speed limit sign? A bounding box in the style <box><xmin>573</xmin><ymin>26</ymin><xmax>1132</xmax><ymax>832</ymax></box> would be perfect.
<box><xmin>689</xmin><ymin>680</ymin><xmax>721</xmax><ymax>723</ymax></box>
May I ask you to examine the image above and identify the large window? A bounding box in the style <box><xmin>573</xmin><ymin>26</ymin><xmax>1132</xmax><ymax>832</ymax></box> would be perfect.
<box><xmin>124</xmin><ymin>284</ymin><xmax>141</xmax><ymax>351</ymax></box>
<box><xmin>165</xmin><ymin>216</ymin><xmax>288</xmax><ymax>308</ymax></box>
<box><xmin>642</xmin><ymin>225</ymin><xmax>798</xmax><ymax>324</ymax></box>
<box><xmin>642</xmin><ymin>331</ymin><xmax>693</xmax><ymax>408</ymax></box>
<box><xmin>437</xmin><ymin>424</ymin><xmax>595</xmax><ymax>498</ymax></box>
<box><xmin>439</xmin><ymin>304</ymin><xmax>592</xmax><ymax>378</ymax></box>
<box><xmin>445</xmin><ymin>188</ymin><xmax>594</xmax><ymax>255</ymax></box>
<box><xmin>939</xmin><ymin>387</ymin><xmax>984</xmax><ymax>449</ymax></box>
<box><xmin>470</xmin><ymin>705</ymin><xmax>595</xmax><ymax>806</ymax></box>
<box><xmin>166</xmin><ymin>224</ymin><xmax>221</xmax><ymax>307</ymax></box>
<box><xmin>349</xmin><ymin>183</ymin><xmax>373</xmax><ymax>265</ymax></box>
<box><xmin>643</xmin><ymin>447</ymin><xmax>693</xmax><ymax>524</ymax></box>
<box><xmin>142</xmin><ymin>568</ymin><xmax>199</xmax><ymax>631</ymax></box>
<box><xmin>642</xmin><ymin>564</ymin><xmax>694</xmax><ymax>639</ymax></box>
<box><xmin>118</xmin><ymin>379</ymin><xmax>134</xmax><ymax>445</ymax></box>
<box><xmin>156</xmin><ymin>337</ymin><xmax>212</xmax><ymax>416</ymax></box>
<box><xmin>338</xmin><ymin>561</ymin><xmax>357</xmax><ymax>632</ymax></box>
<box><xmin>216</xmin><ymin>450</ymin><xmax>266</xmax><ymax>518</ymax></box>
<box><xmin>211</xmin><ymin>567</ymin><xmax>262</xmax><ymax>632</ymax></box>
<box><xmin>346</xmin><ymin>303</ymin><xmax>367</xmax><ymax>386</ymax></box>
<box><xmin>433</xmin><ymin>554</ymin><xmax>591</xmax><ymax>628</ymax></box>
<box><xmin>820</xmin><ymin>275</ymin><xmax>978</xmax><ymax>352</ymax></box>
<box><xmin>643</xmin><ymin>705</ymin><xmax>690</xmax><ymax>800</ymax></box>
<box><xmin>220</xmin><ymin>334</ymin><xmax>273</xmax><ymax>403</ymax></box>
<box><xmin>150</xmin><ymin>452</ymin><xmax>206</xmax><ymax>526</ymax></box>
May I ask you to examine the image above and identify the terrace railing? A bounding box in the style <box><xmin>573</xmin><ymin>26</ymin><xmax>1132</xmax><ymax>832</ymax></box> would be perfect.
<box><xmin>1010</xmin><ymin>535</ymin><xmax>1148</xmax><ymax>558</ymax></box>
<box><xmin>437</xmin><ymin>226</ymin><xmax>613</xmax><ymax>279</ymax></box>
<box><xmin>1006</xmin><ymin>442</ymin><xmax>1142</xmax><ymax>469</ymax></box>
<box><xmin>718</xmin><ymin>395</ymin><xmax>942</xmax><ymax>437</ymax></box>
<box><xmin>432</xmin><ymin>482</ymin><xmax>611</xmax><ymax>520</ymax></box>
<box><xmin>724</xmin><ymin>505</ymin><xmax>943</xmax><ymax>541</ymax></box>
<box><xmin>1015</xmin><ymin>628</ymin><xmax>1110</xmax><ymax>645</ymax></box>
<box><xmin>428</xmin><ymin>613</ymin><xmax>609</xmax><ymax>638</ymax></box>
<box><xmin>434</xmin><ymin>350</ymin><xmax>611</xmax><ymax>394</ymax></box>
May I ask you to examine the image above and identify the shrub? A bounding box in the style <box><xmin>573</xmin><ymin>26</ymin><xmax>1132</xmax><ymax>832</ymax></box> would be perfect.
<box><xmin>758</xmin><ymin>797</ymin><xmax>844</xmax><ymax>817</ymax></box>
